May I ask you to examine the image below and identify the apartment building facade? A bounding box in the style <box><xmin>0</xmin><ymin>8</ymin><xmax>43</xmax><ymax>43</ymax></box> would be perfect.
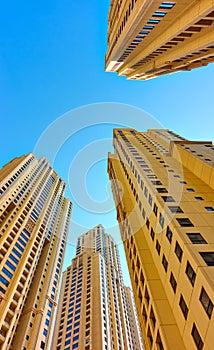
<box><xmin>106</xmin><ymin>0</ymin><xmax>214</xmax><ymax>80</ymax></box>
<box><xmin>52</xmin><ymin>224</ymin><xmax>143</xmax><ymax>350</ymax></box>
<box><xmin>108</xmin><ymin>128</ymin><xmax>214</xmax><ymax>349</ymax></box>
<box><xmin>0</xmin><ymin>153</ymin><xmax>72</xmax><ymax>349</ymax></box>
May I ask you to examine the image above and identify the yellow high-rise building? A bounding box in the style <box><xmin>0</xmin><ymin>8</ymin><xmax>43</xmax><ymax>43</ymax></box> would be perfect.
<box><xmin>108</xmin><ymin>128</ymin><xmax>214</xmax><ymax>349</ymax></box>
<box><xmin>105</xmin><ymin>1</ymin><xmax>214</xmax><ymax>80</ymax></box>
<box><xmin>52</xmin><ymin>224</ymin><xmax>144</xmax><ymax>350</ymax></box>
<box><xmin>0</xmin><ymin>153</ymin><xmax>72</xmax><ymax>350</ymax></box>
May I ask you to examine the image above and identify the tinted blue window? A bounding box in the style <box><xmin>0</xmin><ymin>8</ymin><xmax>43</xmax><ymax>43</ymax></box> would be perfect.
<box><xmin>23</xmin><ymin>228</ymin><xmax>30</xmax><ymax>237</ymax></box>
<box><xmin>66</xmin><ymin>325</ymin><xmax>72</xmax><ymax>331</ymax></box>
<box><xmin>17</xmin><ymin>237</ymin><xmax>26</xmax><ymax>247</ymax></box>
<box><xmin>12</xmin><ymin>248</ymin><xmax>21</xmax><ymax>259</ymax></box>
<box><xmin>15</xmin><ymin>242</ymin><xmax>24</xmax><ymax>253</ymax></box>
<box><xmin>72</xmin><ymin>343</ymin><xmax>78</xmax><ymax>349</ymax></box>
<box><xmin>6</xmin><ymin>260</ymin><xmax>16</xmax><ymax>271</ymax></box>
<box><xmin>9</xmin><ymin>254</ymin><xmax>19</xmax><ymax>265</ymax></box>
<box><xmin>2</xmin><ymin>267</ymin><xmax>13</xmax><ymax>279</ymax></box>
<box><xmin>66</xmin><ymin>332</ymin><xmax>71</xmax><ymax>338</ymax></box>
<box><xmin>20</xmin><ymin>232</ymin><xmax>29</xmax><ymax>242</ymax></box>
<box><xmin>0</xmin><ymin>275</ymin><xmax>9</xmax><ymax>286</ymax></box>
<box><xmin>43</xmin><ymin>329</ymin><xmax>48</xmax><ymax>336</ymax></box>
<box><xmin>148</xmin><ymin>19</ymin><xmax>160</xmax><ymax>24</ymax></box>
<box><xmin>47</xmin><ymin>310</ymin><xmax>51</xmax><ymax>317</ymax></box>
<box><xmin>65</xmin><ymin>340</ymin><xmax>71</xmax><ymax>346</ymax></box>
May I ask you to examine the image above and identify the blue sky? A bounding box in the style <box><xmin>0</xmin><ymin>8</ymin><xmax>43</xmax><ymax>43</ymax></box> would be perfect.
<box><xmin>1</xmin><ymin>0</ymin><xmax>214</xmax><ymax>285</ymax></box>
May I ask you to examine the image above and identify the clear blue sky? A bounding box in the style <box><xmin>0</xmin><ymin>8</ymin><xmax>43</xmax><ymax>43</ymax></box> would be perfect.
<box><xmin>1</xmin><ymin>0</ymin><xmax>214</xmax><ymax>285</ymax></box>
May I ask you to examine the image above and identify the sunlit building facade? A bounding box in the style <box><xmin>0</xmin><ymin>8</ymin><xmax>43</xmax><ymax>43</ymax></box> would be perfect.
<box><xmin>108</xmin><ymin>128</ymin><xmax>214</xmax><ymax>349</ymax></box>
<box><xmin>52</xmin><ymin>224</ymin><xmax>143</xmax><ymax>350</ymax></box>
<box><xmin>106</xmin><ymin>1</ymin><xmax>214</xmax><ymax>80</ymax></box>
<box><xmin>0</xmin><ymin>153</ymin><xmax>72</xmax><ymax>350</ymax></box>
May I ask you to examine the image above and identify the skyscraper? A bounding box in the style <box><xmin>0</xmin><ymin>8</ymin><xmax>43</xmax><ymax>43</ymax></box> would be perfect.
<box><xmin>105</xmin><ymin>1</ymin><xmax>214</xmax><ymax>80</ymax></box>
<box><xmin>52</xmin><ymin>224</ymin><xmax>143</xmax><ymax>350</ymax></box>
<box><xmin>108</xmin><ymin>128</ymin><xmax>214</xmax><ymax>349</ymax></box>
<box><xmin>0</xmin><ymin>153</ymin><xmax>72</xmax><ymax>350</ymax></box>
<box><xmin>123</xmin><ymin>286</ymin><xmax>144</xmax><ymax>350</ymax></box>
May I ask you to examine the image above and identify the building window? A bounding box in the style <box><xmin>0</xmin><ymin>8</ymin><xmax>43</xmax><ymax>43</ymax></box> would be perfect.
<box><xmin>191</xmin><ymin>323</ymin><xmax>203</xmax><ymax>350</ymax></box>
<box><xmin>205</xmin><ymin>206</ymin><xmax>214</xmax><ymax>212</ymax></box>
<box><xmin>162</xmin><ymin>254</ymin><xmax>168</xmax><ymax>272</ymax></box>
<box><xmin>199</xmin><ymin>252</ymin><xmax>214</xmax><ymax>266</ymax></box>
<box><xmin>168</xmin><ymin>206</ymin><xmax>183</xmax><ymax>213</ymax></box>
<box><xmin>146</xmin><ymin>218</ymin><xmax>150</xmax><ymax>229</ymax></box>
<box><xmin>153</xmin><ymin>203</ymin><xmax>158</xmax><ymax>216</ymax></box>
<box><xmin>175</xmin><ymin>242</ymin><xmax>183</xmax><ymax>262</ymax></box>
<box><xmin>195</xmin><ymin>197</ymin><xmax>204</xmax><ymax>201</ymax></box>
<box><xmin>2</xmin><ymin>267</ymin><xmax>13</xmax><ymax>279</ymax></box>
<box><xmin>149</xmin><ymin>194</ymin><xmax>152</xmax><ymax>206</ymax></box>
<box><xmin>150</xmin><ymin>228</ymin><xmax>155</xmax><ymax>241</ymax></box>
<box><xmin>161</xmin><ymin>196</ymin><xmax>175</xmax><ymax>202</ymax></box>
<box><xmin>179</xmin><ymin>295</ymin><xmax>188</xmax><ymax>319</ymax></box>
<box><xmin>156</xmin><ymin>188</ymin><xmax>168</xmax><ymax>193</ymax></box>
<box><xmin>152</xmin><ymin>180</ymin><xmax>162</xmax><ymax>185</ymax></box>
<box><xmin>169</xmin><ymin>273</ymin><xmax>177</xmax><ymax>293</ymax></box>
<box><xmin>166</xmin><ymin>226</ymin><xmax>173</xmax><ymax>243</ymax></box>
<box><xmin>40</xmin><ymin>341</ymin><xmax>45</xmax><ymax>350</ymax></box>
<box><xmin>199</xmin><ymin>287</ymin><xmax>213</xmax><ymax>319</ymax></box>
<box><xmin>0</xmin><ymin>275</ymin><xmax>9</xmax><ymax>287</ymax></box>
<box><xmin>176</xmin><ymin>218</ymin><xmax>194</xmax><ymax>227</ymax></box>
<box><xmin>187</xmin><ymin>188</ymin><xmax>194</xmax><ymax>192</ymax></box>
<box><xmin>156</xmin><ymin>240</ymin><xmax>161</xmax><ymax>255</ymax></box>
<box><xmin>159</xmin><ymin>213</ymin><xmax>164</xmax><ymax>228</ymax></box>
<box><xmin>43</xmin><ymin>329</ymin><xmax>48</xmax><ymax>336</ymax></box>
<box><xmin>186</xmin><ymin>233</ymin><xmax>207</xmax><ymax>244</ymax></box>
<box><xmin>185</xmin><ymin>262</ymin><xmax>196</xmax><ymax>286</ymax></box>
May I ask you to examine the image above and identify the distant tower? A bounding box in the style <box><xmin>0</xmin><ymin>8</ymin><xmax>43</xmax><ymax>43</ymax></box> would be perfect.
<box><xmin>52</xmin><ymin>224</ymin><xmax>144</xmax><ymax>350</ymax></box>
<box><xmin>123</xmin><ymin>286</ymin><xmax>144</xmax><ymax>350</ymax></box>
<box><xmin>0</xmin><ymin>153</ymin><xmax>72</xmax><ymax>350</ymax></box>
<box><xmin>106</xmin><ymin>1</ymin><xmax>214</xmax><ymax>80</ymax></box>
<box><xmin>108</xmin><ymin>128</ymin><xmax>214</xmax><ymax>349</ymax></box>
